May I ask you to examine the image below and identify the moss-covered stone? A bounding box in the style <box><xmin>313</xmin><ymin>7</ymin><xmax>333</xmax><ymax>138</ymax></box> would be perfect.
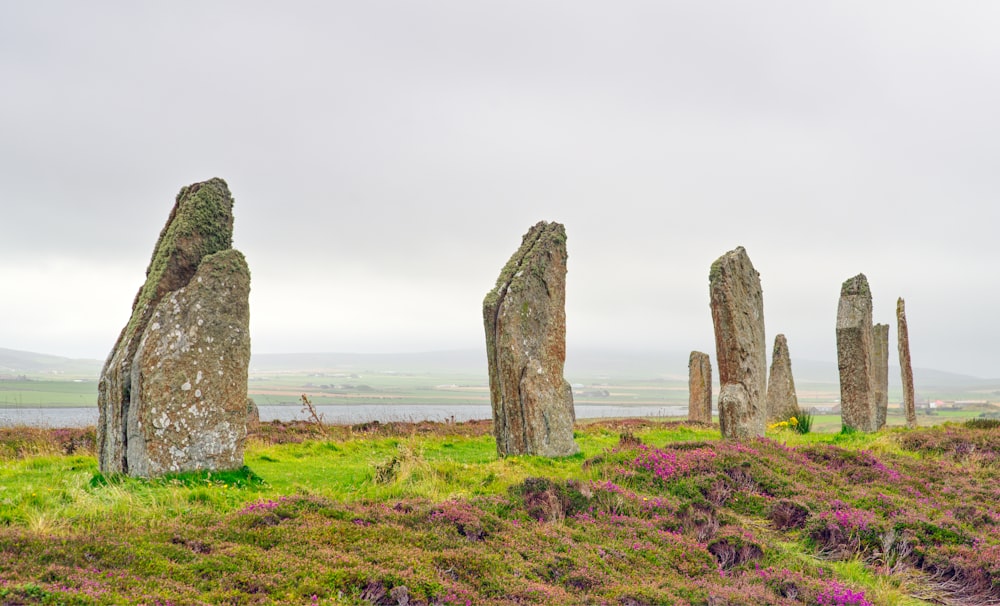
<box><xmin>840</xmin><ymin>273</ymin><xmax>871</xmax><ymax>298</ymax></box>
<box><xmin>127</xmin><ymin>248</ymin><xmax>251</xmax><ymax>477</ymax></box>
<box><xmin>97</xmin><ymin>178</ymin><xmax>247</xmax><ymax>477</ymax></box>
<box><xmin>897</xmin><ymin>297</ymin><xmax>917</xmax><ymax>429</ymax></box>
<box><xmin>836</xmin><ymin>272</ymin><xmax>877</xmax><ymax>433</ymax></box>
<box><xmin>128</xmin><ymin>178</ymin><xmax>234</xmax><ymax>338</ymax></box>
<box><xmin>709</xmin><ymin>246</ymin><xmax>766</xmax><ymax>440</ymax></box>
<box><xmin>483</xmin><ymin>221</ymin><xmax>577</xmax><ymax>457</ymax></box>
<box><xmin>688</xmin><ymin>351</ymin><xmax>713</xmax><ymax>424</ymax></box>
<box><xmin>765</xmin><ymin>334</ymin><xmax>800</xmax><ymax>424</ymax></box>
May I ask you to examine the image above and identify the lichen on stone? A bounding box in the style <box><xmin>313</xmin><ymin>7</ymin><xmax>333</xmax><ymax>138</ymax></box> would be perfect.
<box><xmin>840</xmin><ymin>273</ymin><xmax>870</xmax><ymax>298</ymax></box>
<box><xmin>836</xmin><ymin>272</ymin><xmax>877</xmax><ymax>432</ymax></box>
<box><xmin>483</xmin><ymin>221</ymin><xmax>577</xmax><ymax>457</ymax></box>
<box><xmin>709</xmin><ymin>246</ymin><xmax>766</xmax><ymax>440</ymax></box>
<box><xmin>120</xmin><ymin>178</ymin><xmax>235</xmax><ymax>350</ymax></box>
<box><xmin>98</xmin><ymin>178</ymin><xmax>249</xmax><ymax>477</ymax></box>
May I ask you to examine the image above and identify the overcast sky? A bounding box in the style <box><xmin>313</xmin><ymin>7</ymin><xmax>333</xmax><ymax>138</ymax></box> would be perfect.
<box><xmin>2</xmin><ymin>2</ymin><xmax>999</xmax><ymax>377</ymax></box>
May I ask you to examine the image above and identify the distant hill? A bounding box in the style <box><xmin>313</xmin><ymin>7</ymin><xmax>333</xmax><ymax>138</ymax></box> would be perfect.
<box><xmin>0</xmin><ymin>348</ymin><xmax>103</xmax><ymax>378</ymax></box>
<box><xmin>249</xmin><ymin>349</ymin><xmax>702</xmax><ymax>380</ymax></box>
<box><xmin>249</xmin><ymin>350</ymin><xmax>489</xmax><ymax>375</ymax></box>
<box><xmin>785</xmin><ymin>358</ymin><xmax>1000</xmax><ymax>392</ymax></box>
<box><xmin>248</xmin><ymin>349</ymin><xmax>1000</xmax><ymax>392</ymax></box>
<box><xmin>4</xmin><ymin>346</ymin><xmax>999</xmax><ymax>395</ymax></box>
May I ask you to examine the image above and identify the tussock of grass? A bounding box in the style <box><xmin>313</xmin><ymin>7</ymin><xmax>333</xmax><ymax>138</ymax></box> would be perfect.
<box><xmin>0</xmin><ymin>420</ymin><xmax>994</xmax><ymax>604</ymax></box>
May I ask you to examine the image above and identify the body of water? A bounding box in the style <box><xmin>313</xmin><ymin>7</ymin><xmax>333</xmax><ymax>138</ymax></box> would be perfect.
<box><xmin>0</xmin><ymin>404</ymin><xmax>685</xmax><ymax>428</ymax></box>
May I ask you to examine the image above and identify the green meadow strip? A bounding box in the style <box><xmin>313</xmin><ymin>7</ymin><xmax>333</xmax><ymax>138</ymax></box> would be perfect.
<box><xmin>1</xmin><ymin>420</ymin><xmax>992</xmax><ymax>604</ymax></box>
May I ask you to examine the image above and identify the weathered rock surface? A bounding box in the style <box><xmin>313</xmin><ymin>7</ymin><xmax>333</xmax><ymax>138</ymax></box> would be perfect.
<box><xmin>873</xmin><ymin>323</ymin><xmax>889</xmax><ymax>430</ymax></box>
<box><xmin>247</xmin><ymin>397</ymin><xmax>261</xmax><ymax>434</ymax></box>
<box><xmin>897</xmin><ymin>298</ymin><xmax>917</xmax><ymax>429</ymax></box>
<box><xmin>836</xmin><ymin>274</ymin><xmax>877</xmax><ymax>432</ymax></box>
<box><xmin>709</xmin><ymin>246</ymin><xmax>766</xmax><ymax>440</ymax></box>
<box><xmin>688</xmin><ymin>351</ymin><xmax>713</xmax><ymax>424</ymax></box>
<box><xmin>483</xmin><ymin>221</ymin><xmax>577</xmax><ymax>457</ymax></box>
<box><xmin>97</xmin><ymin>178</ymin><xmax>250</xmax><ymax>476</ymax></box>
<box><xmin>717</xmin><ymin>383</ymin><xmax>754</xmax><ymax>440</ymax></box>
<box><xmin>765</xmin><ymin>334</ymin><xmax>799</xmax><ymax>423</ymax></box>
<box><xmin>126</xmin><ymin>249</ymin><xmax>250</xmax><ymax>477</ymax></box>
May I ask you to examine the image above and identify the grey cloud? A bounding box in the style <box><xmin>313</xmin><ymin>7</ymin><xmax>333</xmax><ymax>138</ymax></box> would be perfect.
<box><xmin>2</xmin><ymin>2</ymin><xmax>999</xmax><ymax>376</ymax></box>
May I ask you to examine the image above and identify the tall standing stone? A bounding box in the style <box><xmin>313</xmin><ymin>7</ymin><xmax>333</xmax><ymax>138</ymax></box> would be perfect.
<box><xmin>872</xmin><ymin>323</ymin><xmax>889</xmax><ymax>430</ymax></box>
<box><xmin>709</xmin><ymin>246</ymin><xmax>766</xmax><ymax>440</ymax></box>
<box><xmin>97</xmin><ymin>178</ymin><xmax>251</xmax><ymax>476</ymax></box>
<box><xmin>765</xmin><ymin>334</ymin><xmax>800</xmax><ymax>423</ymax></box>
<box><xmin>836</xmin><ymin>274</ymin><xmax>877</xmax><ymax>432</ymax></box>
<box><xmin>688</xmin><ymin>351</ymin><xmax>713</xmax><ymax>424</ymax></box>
<box><xmin>897</xmin><ymin>298</ymin><xmax>917</xmax><ymax>429</ymax></box>
<box><xmin>483</xmin><ymin>221</ymin><xmax>578</xmax><ymax>457</ymax></box>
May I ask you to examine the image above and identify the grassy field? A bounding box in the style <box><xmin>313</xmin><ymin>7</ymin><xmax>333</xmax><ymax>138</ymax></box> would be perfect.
<box><xmin>3</xmin><ymin>369</ymin><xmax>994</xmax><ymax>414</ymax></box>
<box><xmin>802</xmin><ymin>408</ymin><xmax>992</xmax><ymax>433</ymax></box>
<box><xmin>2</xmin><ymin>419</ymin><xmax>1000</xmax><ymax>604</ymax></box>
<box><xmin>0</xmin><ymin>380</ymin><xmax>98</xmax><ymax>408</ymax></box>
<box><xmin>246</xmin><ymin>371</ymin><xmax>692</xmax><ymax>408</ymax></box>
<box><xmin>1</xmin><ymin>372</ymin><xmax>690</xmax><ymax>408</ymax></box>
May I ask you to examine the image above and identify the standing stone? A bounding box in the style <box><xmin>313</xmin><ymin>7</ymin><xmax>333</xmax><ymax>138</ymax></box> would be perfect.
<box><xmin>483</xmin><ymin>221</ymin><xmax>578</xmax><ymax>457</ymax></box>
<box><xmin>126</xmin><ymin>249</ymin><xmax>250</xmax><ymax>476</ymax></box>
<box><xmin>688</xmin><ymin>351</ymin><xmax>713</xmax><ymax>424</ymax></box>
<box><xmin>247</xmin><ymin>397</ymin><xmax>261</xmax><ymax>434</ymax></box>
<box><xmin>872</xmin><ymin>324</ymin><xmax>889</xmax><ymax>430</ymax></box>
<box><xmin>897</xmin><ymin>298</ymin><xmax>917</xmax><ymax>429</ymax></box>
<box><xmin>765</xmin><ymin>334</ymin><xmax>800</xmax><ymax>423</ymax></box>
<box><xmin>709</xmin><ymin>246</ymin><xmax>767</xmax><ymax>440</ymax></box>
<box><xmin>836</xmin><ymin>274</ymin><xmax>877</xmax><ymax>432</ymax></box>
<box><xmin>97</xmin><ymin>178</ymin><xmax>250</xmax><ymax>476</ymax></box>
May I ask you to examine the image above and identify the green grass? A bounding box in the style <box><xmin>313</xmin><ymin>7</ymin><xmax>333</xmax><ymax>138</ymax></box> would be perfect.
<box><xmin>229</xmin><ymin>424</ymin><xmax>718</xmax><ymax>502</ymax></box>
<box><xmin>4</xmin><ymin>419</ymin><xmax>1000</xmax><ymax>604</ymax></box>
<box><xmin>0</xmin><ymin>379</ymin><xmax>98</xmax><ymax>407</ymax></box>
